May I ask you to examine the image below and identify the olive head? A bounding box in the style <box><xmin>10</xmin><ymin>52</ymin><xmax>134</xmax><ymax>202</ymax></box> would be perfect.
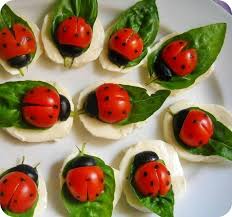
<box><xmin>59</xmin><ymin>94</ymin><xmax>71</xmax><ymax>121</ymax></box>
<box><xmin>154</xmin><ymin>59</ymin><xmax>173</xmax><ymax>81</ymax></box>
<box><xmin>7</xmin><ymin>54</ymin><xmax>32</xmax><ymax>68</ymax></box>
<box><xmin>84</xmin><ymin>91</ymin><xmax>99</xmax><ymax>117</ymax></box>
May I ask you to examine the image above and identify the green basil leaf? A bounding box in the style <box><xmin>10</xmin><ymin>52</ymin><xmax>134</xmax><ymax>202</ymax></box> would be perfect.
<box><xmin>0</xmin><ymin>81</ymin><xmax>54</xmax><ymax>129</ymax></box>
<box><xmin>148</xmin><ymin>23</ymin><xmax>226</xmax><ymax>90</ymax></box>
<box><xmin>51</xmin><ymin>0</ymin><xmax>98</xmax><ymax>39</ymax></box>
<box><xmin>61</xmin><ymin>154</ymin><xmax>115</xmax><ymax>217</ymax></box>
<box><xmin>109</xmin><ymin>0</ymin><xmax>159</xmax><ymax>68</ymax></box>
<box><xmin>173</xmin><ymin>107</ymin><xmax>232</xmax><ymax>160</ymax></box>
<box><xmin>119</xmin><ymin>85</ymin><xmax>170</xmax><ymax>125</ymax></box>
<box><xmin>129</xmin><ymin>160</ymin><xmax>174</xmax><ymax>217</ymax></box>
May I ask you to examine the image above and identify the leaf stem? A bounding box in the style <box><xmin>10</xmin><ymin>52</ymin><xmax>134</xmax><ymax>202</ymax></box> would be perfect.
<box><xmin>64</xmin><ymin>57</ymin><xmax>74</xmax><ymax>68</ymax></box>
<box><xmin>145</xmin><ymin>77</ymin><xmax>158</xmax><ymax>86</ymax></box>
<box><xmin>19</xmin><ymin>68</ymin><xmax>25</xmax><ymax>76</ymax></box>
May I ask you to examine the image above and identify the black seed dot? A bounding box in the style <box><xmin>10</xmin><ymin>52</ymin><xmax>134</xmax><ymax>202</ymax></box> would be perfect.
<box><xmin>76</xmin><ymin>195</ymin><xmax>80</xmax><ymax>199</ymax></box>
<box><xmin>143</xmin><ymin>171</ymin><xmax>148</xmax><ymax>177</ymax></box>
<box><xmin>114</xmin><ymin>36</ymin><xmax>119</xmax><ymax>40</ymax></box>
<box><xmin>86</xmin><ymin>178</ymin><xmax>91</xmax><ymax>181</ymax></box>
<box><xmin>30</xmin><ymin>116</ymin><xmax>36</xmax><ymax>120</ymax></box>
<box><xmin>193</xmin><ymin>120</ymin><xmax>197</xmax><ymax>124</ymax></box>
<box><xmin>148</xmin><ymin>193</ymin><xmax>153</xmax><ymax>196</ymax></box>
<box><xmin>96</xmin><ymin>193</ymin><xmax>99</xmax><ymax>197</ymax></box>
<box><xmin>69</xmin><ymin>17</ymin><xmax>72</xmax><ymax>20</ymax></box>
<box><xmin>122</xmin><ymin>42</ymin><xmax>126</xmax><ymax>47</ymax></box>
<box><xmin>199</xmin><ymin>140</ymin><xmax>203</xmax><ymax>145</ymax></box>
<box><xmin>22</xmin><ymin>28</ymin><xmax>26</xmax><ymax>32</ymax></box>
<box><xmin>107</xmin><ymin>111</ymin><xmax>112</xmax><ymax>115</ymax></box>
<box><xmin>2</xmin><ymin>43</ymin><xmax>7</xmax><ymax>48</ymax></box>
<box><xmin>166</xmin><ymin>181</ymin><xmax>170</xmax><ymax>186</ymax></box>
<box><xmin>101</xmin><ymin>179</ymin><xmax>104</xmax><ymax>183</ymax></box>
<box><xmin>167</xmin><ymin>171</ymin><xmax>171</xmax><ymax>176</ymax></box>
<box><xmin>20</xmin><ymin>178</ymin><xmax>26</xmax><ymax>182</ymax></box>
<box><xmin>124</xmin><ymin>29</ymin><xmax>127</xmax><ymax>32</ymax></box>
<box><xmin>17</xmin><ymin>43</ymin><xmax>20</xmax><ymax>47</ymax></box>
<box><xmin>0</xmin><ymin>192</ymin><xmax>4</xmax><ymax>196</ymax></box>
<box><xmin>47</xmin><ymin>89</ymin><xmax>51</xmax><ymax>92</ymax></box>
<box><xmin>179</xmin><ymin>41</ymin><xmax>184</xmax><ymax>45</ymax></box>
<box><xmin>104</xmin><ymin>86</ymin><xmax>109</xmax><ymax>90</ymax></box>
<box><xmin>30</xmin><ymin>90</ymin><xmax>34</xmax><ymax>94</ymax></box>
<box><xmin>87</xmin><ymin>31</ymin><xmax>90</xmax><ymax>35</ymax></box>
<box><xmin>181</xmin><ymin>65</ymin><xmax>186</xmax><ymax>70</ymax></box>
<box><xmin>104</xmin><ymin>96</ymin><xmax>109</xmax><ymax>101</ymax></box>
<box><xmin>122</xmin><ymin>110</ymin><xmax>127</xmax><ymax>115</ymax></box>
<box><xmin>74</xmin><ymin>33</ymin><xmax>79</xmax><ymax>38</ymax></box>
<box><xmin>2</xmin><ymin>32</ymin><xmax>6</xmax><ymax>35</ymax></box>
<box><xmin>190</xmin><ymin>54</ymin><xmax>193</xmax><ymax>59</ymax></box>
<box><xmin>63</xmin><ymin>27</ymin><xmax>67</xmax><ymax>32</ymax></box>
<box><xmin>173</xmin><ymin>57</ymin><xmax>177</xmax><ymax>60</ymax></box>
<box><xmin>154</xmin><ymin>165</ymin><xmax>159</xmax><ymax>169</ymax></box>
<box><xmin>150</xmin><ymin>181</ymin><xmax>154</xmax><ymax>186</ymax></box>
<box><xmin>3</xmin><ymin>179</ymin><xmax>8</xmax><ymax>184</ymax></box>
<box><xmin>134</xmin><ymin>49</ymin><xmax>138</xmax><ymax>53</ymax></box>
<box><xmin>14</xmin><ymin>200</ymin><xmax>17</xmax><ymax>203</ymax></box>
<box><xmin>204</xmin><ymin>114</ymin><xmax>208</xmax><ymax>118</ymax></box>
<box><xmin>68</xmin><ymin>182</ymin><xmax>72</xmax><ymax>186</ymax></box>
<box><xmin>30</xmin><ymin>193</ymin><xmax>34</xmax><ymax>197</ymax></box>
<box><xmin>49</xmin><ymin>115</ymin><xmax>53</xmax><ymax>119</ymax></box>
<box><xmin>53</xmin><ymin>105</ymin><xmax>59</xmax><ymax>109</ymax></box>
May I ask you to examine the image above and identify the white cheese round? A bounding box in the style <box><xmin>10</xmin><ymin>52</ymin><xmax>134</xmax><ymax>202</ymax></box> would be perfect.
<box><xmin>0</xmin><ymin>169</ymin><xmax>47</xmax><ymax>217</ymax></box>
<box><xmin>60</xmin><ymin>150</ymin><xmax>122</xmax><ymax>208</ymax></box>
<box><xmin>147</xmin><ymin>33</ymin><xmax>214</xmax><ymax>96</ymax></box>
<box><xmin>77</xmin><ymin>80</ymin><xmax>146</xmax><ymax>140</ymax></box>
<box><xmin>41</xmin><ymin>14</ymin><xmax>104</xmax><ymax>68</ymax></box>
<box><xmin>119</xmin><ymin>140</ymin><xmax>186</xmax><ymax>213</ymax></box>
<box><xmin>4</xmin><ymin>82</ymin><xmax>74</xmax><ymax>143</ymax></box>
<box><xmin>163</xmin><ymin>100</ymin><xmax>232</xmax><ymax>163</ymax></box>
<box><xmin>99</xmin><ymin>28</ymin><xmax>149</xmax><ymax>73</ymax></box>
<box><xmin>0</xmin><ymin>18</ymin><xmax>43</xmax><ymax>75</ymax></box>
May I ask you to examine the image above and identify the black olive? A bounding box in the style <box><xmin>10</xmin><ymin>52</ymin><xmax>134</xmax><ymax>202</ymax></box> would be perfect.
<box><xmin>10</xmin><ymin>164</ymin><xmax>38</xmax><ymax>185</ymax></box>
<box><xmin>59</xmin><ymin>94</ymin><xmax>71</xmax><ymax>121</ymax></box>
<box><xmin>133</xmin><ymin>151</ymin><xmax>159</xmax><ymax>171</ymax></box>
<box><xmin>57</xmin><ymin>44</ymin><xmax>83</xmax><ymax>57</ymax></box>
<box><xmin>173</xmin><ymin>109</ymin><xmax>190</xmax><ymax>134</ymax></box>
<box><xmin>108</xmin><ymin>49</ymin><xmax>129</xmax><ymax>66</ymax></box>
<box><xmin>84</xmin><ymin>91</ymin><xmax>98</xmax><ymax>117</ymax></box>
<box><xmin>70</xmin><ymin>156</ymin><xmax>96</xmax><ymax>168</ymax></box>
<box><xmin>153</xmin><ymin>59</ymin><xmax>173</xmax><ymax>81</ymax></box>
<box><xmin>7</xmin><ymin>54</ymin><xmax>32</xmax><ymax>68</ymax></box>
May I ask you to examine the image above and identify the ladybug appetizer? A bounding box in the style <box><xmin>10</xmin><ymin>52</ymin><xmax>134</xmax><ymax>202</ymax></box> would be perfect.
<box><xmin>164</xmin><ymin>101</ymin><xmax>232</xmax><ymax>162</ymax></box>
<box><xmin>0</xmin><ymin>159</ymin><xmax>47</xmax><ymax>216</ymax></box>
<box><xmin>147</xmin><ymin>23</ymin><xmax>226</xmax><ymax>95</ymax></box>
<box><xmin>0</xmin><ymin>5</ymin><xmax>42</xmax><ymax>75</ymax></box>
<box><xmin>0</xmin><ymin>81</ymin><xmax>74</xmax><ymax>143</ymax></box>
<box><xmin>99</xmin><ymin>0</ymin><xmax>159</xmax><ymax>73</ymax></box>
<box><xmin>41</xmin><ymin>0</ymin><xmax>104</xmax><ymax>68</ymax></box>
<box><xmin>77</xmin><ymin>81</ymin><xmax>170</xmax><ymax>140</ymax></box>
<box><xmin>60</xmin><ymin>147</ymin><xmax>122</xmax><ymax>217</ymax></box>
<box><xmin>119</xmin><ymin>140</ymin><xmax>186</xmax><ymax>216</ymax></box>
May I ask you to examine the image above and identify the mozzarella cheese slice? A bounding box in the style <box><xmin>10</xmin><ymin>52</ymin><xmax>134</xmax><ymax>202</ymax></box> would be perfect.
<box><xmin>99</xmin><ymin>28</ymin><xmax>149</xmax><ymax>73</ymax></box>
<box><xmin>77</xmin><ymin>80</ymin><xmax>146</xmax><ymax>140</ymax></box>
<box><xmin>41</xmin><ymin>14</ymin><xmax>104</xmax><ymax>68</ymax></box>
<box><xmin>60</xmin><ymin>150</ymin><xmax>122</xmax><ymax>208</ymax></box>
<box><xmin>5</xmin><ymin>82</ymin><xmax>74</xmax><ymax>143</ymax></box>
<box><xmin>0</xmin><ymin>169</ymin><xmax>47</xmax><ymax>217</ymax></box>
<box><xmin>148</xmin><ymin>33</ymin><xmax>214</xmax><ymax>96</ymax></box>
<box><xmin>163</xmin><ymin>100</ymin><xmax>232</xmax><ymax>163</ymax></box>
<box><xmin>119</xmin><ymin>140</ymin><xmax>186</xmax><ymax>213</ymax></box>
<box><xmin>0</xmin><ymin>18</ymin><xmax>42</xmax><ymax>75</ymax></box>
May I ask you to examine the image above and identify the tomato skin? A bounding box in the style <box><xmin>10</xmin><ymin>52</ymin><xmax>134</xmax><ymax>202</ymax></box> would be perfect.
<box><xmin>134</xmin><ymin>161</ymin><xmax>171</xmax><ymax>197</ymax></box>
<box><xmin>96</xmin><ymin>83</ymin><xmax>132</xmax><ymax>124</ymax></box>
<box><xmin>0</xmin><ymin>172</ymin><xmax>38</xmax><ymax>213</ymax></box>
<box><xmin>161</xmin><ymin>40</ymin><xmax>197</xmax><ymax>76</ymax></box>
<box><xmin>0</xmin><ymin>23</ymin><xmax>36</xmax><ymax>60</ymax></box>
<box><xmin>56</xmin><ymin>16</ymin><xmax>92</xmax><ymax>49</ymax></box>
<box><xmin>66</xmin><ymin>166</ymin><xmax>104</xmax><ymax>202</ymax></box>
<box><xmin>109</xmin><ymin>28</ymin><xmax>143</xmax><ymax>61</ymax></box>
<box><xmin>22</xmin><ymin>86</ymin><xmax>60</xmax><ymax>128</ymax></box>
<box><xmin>179</xmin><ymin>110</ymin><xmax>214</xmax><ymax>147</ymax></box>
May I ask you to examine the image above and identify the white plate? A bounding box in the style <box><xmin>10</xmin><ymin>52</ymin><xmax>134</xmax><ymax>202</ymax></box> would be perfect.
<box><xmin>0</xmin><ymin>0</ymin><xmax>232</xmax><ymax>216</ymax></box>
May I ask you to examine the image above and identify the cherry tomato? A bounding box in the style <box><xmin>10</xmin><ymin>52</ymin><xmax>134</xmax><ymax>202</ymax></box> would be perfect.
<box><xmin>22</xmin><ymin>86</ymin><xmax>60</xmax><ymax>128</ymax></box>
<box><xmin>0</xmin><ymin>23</ymin><xmax>36</xmax><ymax>60</ymax></box>
<box><xmin>66</xmin><ymin>166</ymin><xmax>104</xmax><ymax>202</ymax></box>
<box><xmin>161</xmin><ymin>40</ymin><xmax>197</xmax><ymax>76</ymax></box>
<box><xmin>96</xmin><ymin>83</ymin><xmax>132</xmax><ymax>124</ymax></box>
<box><xmin>179</xmin><ymin>109</ymin><xmax>214</xmax><ymax>147</ymax></box>
<box><xmin>134</xmin><ymin>161</ymin><xmax>171</xmax><ymax>197</ymax></box>
<box><xmin>0</xmin><ymin>172</ymin><xmax>38</xmax><ymax>213</ymax></box>
<box><xmin>109</xmin><ymin>28</ymin><xmax>143</xmax><ymax>61</ymax></box>
<box><xmin>56</xmin><ymin>16</ymin><xmax>92</xmax><ymax>49</ymax></box>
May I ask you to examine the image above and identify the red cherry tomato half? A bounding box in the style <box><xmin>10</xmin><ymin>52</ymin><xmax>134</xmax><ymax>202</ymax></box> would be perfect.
<box><xmin>161</xmin><ymin>40</ymin><xmax>197</xmax><ymax>76</ymax></box>
<box><xmin>109</xmin><ymin>28</ymin><xmax>143</xmax><ymax>61</ymax></box>
<box><xmin>0</xmin><ymin>23</ymin><xmax>36</xmax><ymax>60</ymax></box>
<box><xmin>0</xmin><ymin>172</ymin><xmax>38</xmax><ymax>213</ymax></box>
<box><xmin>22</xmin><ymin>86</ymin><xmax>60</xmax><ymax>128</ymax></box>
<box><xmin>66</xmin><ymin>166</ymin><xmax>104</xmax><ymax>202</ymax></box>
<box><xmin>96</xmin><ymin>83</ymin><xmax>132</xmax><ymax>124</ymax></box>
<box><xmin>56</xmin><ymin>16</ymin><xmax>93</xmax><ymax>49</ymax></box>
<box><xmin>134</xmin><ymin>161</ymin><xmax>171</xmax><ymax>197</ymax></box>
<box><xmin>179</xmin><ymin>109</ymin><xmax>214</xmax><ymax>147</ymax></box>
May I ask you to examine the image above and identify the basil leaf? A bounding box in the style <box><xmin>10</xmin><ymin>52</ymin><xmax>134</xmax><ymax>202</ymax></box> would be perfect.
<box><xmin>51</xmin><ymin>0</ymin><xmax>98</xmax><ymax>39</ymax></box>
<box><xmin>173</xmin><ymin>107</ymin><xmax>232</xmax><ymax>160</ymax></box>
<box><xmin>148</xmin><ymin>23</ymin><xmax>226</xmax><ymax>89</ymax></box>
<box><xmin>0</xmin><ymin>81</ymin><xmax>54</xmax><ymax>129</ymax></box>
<box><xmin>109</xmin><ymin>0</ymin><xmax>159</xmax><ymax>68</ymax></box>
<box><xmin>61</xmin><ymin>154</ymin><xmax>115</xmax><ymax>217</ymax></box>
<box><xmin>129</xmin><ymin>161</ymin><xmax>174</xmax><ymax>217</ymax></box>
<box><xmin>119</xmin><ymin>85</ymin><xmax>170</xmax><ymax>125</ymax></box>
